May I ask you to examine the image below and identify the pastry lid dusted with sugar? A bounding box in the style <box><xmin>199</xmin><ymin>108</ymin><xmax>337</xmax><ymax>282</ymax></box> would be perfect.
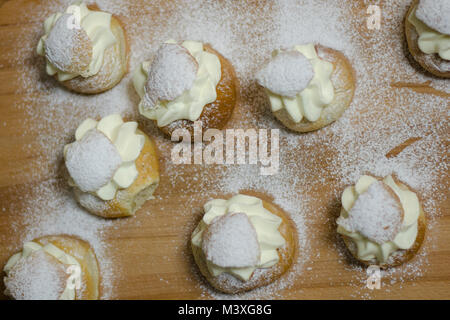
<box><xmin>44</xmin><ymin>13</ymin><xmax>93</xmax><ymax>76</ymax></box>
<box><xmin>192</xmin><ymin>194</ymin><xmax>286</xmax><ymax>281</ymax></box>
<box><xmin>36</xmin><ymin>2</ymin><xmax>117</xmax><ymax>81</ymax></box>
<box><xmin>256</xmin><ymin>50</ymin><xmax>314</xmax><ymax>98</ymax></box>
<box><xmin>202</xmin><ymin>212</ymin><xmax>261</xmax><ymax>268</ymax></box>
<box><xmin>258</xmin><ymin>43</ymin><xmax>335</xmax><ymax>124</ymax></box>
<box><xmin>416</xmin><ymin>0</ymin><xmax>450</xmax><ymax>35</ymax></box>
<box><xmin>64</xmin><ymin>114</ymin><xmax>145</xmax><ymax>201</ymax></box>
<box><xmin>65</xmin><ymin>129</ymin><xmax>122</xmax><ymax>193</ymax></box>
<box><xmin>191</xmin><ymin>194</ymin><xmax>297</xmax><ymax>293</ymax></box>
<box><xmin>337</xmin><ymin>175</ymin><xmax>423</xmax><ymax>265</ymax></box>
<box><xmin>133</xmin><ymin>40</ymin><xmax>222</xmax><ymax>127</ymax></box>
<box><xmin>142</xmin><ymin>43</ymin><xmax>198</xmax><ymax>110</ymax></box>
<box><xmin>337</xmin><ymin>180</ymin><xmax>404</xmax><ymax>244</ymax></box>
<box><xmin>4</xmin><ymin>250</ymin><xmax>69</xmax><ymax>300</ymax></box>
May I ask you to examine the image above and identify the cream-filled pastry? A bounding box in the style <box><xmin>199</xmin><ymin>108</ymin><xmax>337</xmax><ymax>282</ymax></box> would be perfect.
<box><xmin>64</xmin><ymin>114</ymin><xmax>159</xmax><ymax>218</ymax></box>
<box><xmin>3</xmin><ymin>235</ymin><xmax>99</xmax><ymax>300</ymax></box>
<box><xmin>37</xmin><ymin>1</ymin><xmax>128</xmax><ymax>93</ymax></box>
<box><xmin>405</xmin><ymin>0</ymin><xmax>450</xmax><ymax>78</ymax></box>
<box><xmin>133</xmin><ymin>40</ymin><xmax>237</xmax><ymax>138</ymax></box>
<box><xmin>337</xmin><ymin>175</ymin><xmax>426</xmax><ymax>268</ymax></box>
<box><xmin>191</xmin><ymin>194</ymin><xmax>296</xmax><ymax>294</ymax></box>
<box><xmin>256</xmin><ymin>43</ymin><xmax>355</xmax><ymax>133</ymax></box>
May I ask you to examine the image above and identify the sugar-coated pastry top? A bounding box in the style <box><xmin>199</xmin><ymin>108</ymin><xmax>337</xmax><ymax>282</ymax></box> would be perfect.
<box><xmin>65</xmin><ymin>129</ymin><xmax>122</xmax><ymax>193</ymax></box>
<box><xmin>133</xmin><ymin>40</ymin><xmax>221</xmax><ymax>127</ymax></box>
<box><xmin>337</xmin><ymin>180</ymin><xmax>404</xmax><ymax>244</ymax></box>
<box><xmin>64</xmin><ymin>114</ymin><xmax>145</xmax><ymax>201</ymax></box>
<box><xmin>408</xmin><ymin>0</ymin><xmax>450</xmax><ymax>60</ymax></box>
<box><xmin>337</xmin><ymin>175</ymin><xmax>421</xmax><ymax>264</ymax></box>
<box><xmin>416</xmin><ymin>0</ymin><xmax>450</xmax><ymax>35</ymax></box>
<box><xmin>3</xmin><ymin>242</ymin><xmax>80</xmax><ymax>300</ymax></box>
<box><xmin>260</xmin><ymin>43</ymin><xmax>334</xmax><ymax>123</ymax></box>
<box><xmin>256</xmin><ymin>50</ymin><xmax>314</xmax><ymax>98</ymax></box>
<box><xmin>37</xmin><ymin>1</ymin><xmax>117</xmax><ymax>81</ymax></box>
<box><xmin>192</xmin><ymin>194</ymin><xmax>285</xmax><ymax>281</ymax></box>
<box><xmin>141</xmin><ymin>43</ymin><xmax>198</xmax><ymax>110</ymax></box>
<box><xmin>202</xmin><ymin>212</ymin><xmax>261</xmax><ymax>268</ymax></box>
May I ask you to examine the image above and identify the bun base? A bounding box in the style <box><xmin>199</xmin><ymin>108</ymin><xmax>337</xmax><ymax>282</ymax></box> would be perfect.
<box><xmin>192</xmin><ymin>199</ymin><xmax>297</xmax><ymax>294</ymax></box>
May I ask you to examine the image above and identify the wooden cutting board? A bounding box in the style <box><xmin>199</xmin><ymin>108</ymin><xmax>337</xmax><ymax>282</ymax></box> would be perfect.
<box><xmin>0</xmin><ymin>0</ymin><xmax>449</xmax><ymax>299</ymax></box>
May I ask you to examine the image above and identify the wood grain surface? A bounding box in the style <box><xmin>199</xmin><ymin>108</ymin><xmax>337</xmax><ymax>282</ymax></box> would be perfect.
<box><xmin>0</xmin><ymin>0</ymin><xmax>449</xmax><ymax>300</ymax></box>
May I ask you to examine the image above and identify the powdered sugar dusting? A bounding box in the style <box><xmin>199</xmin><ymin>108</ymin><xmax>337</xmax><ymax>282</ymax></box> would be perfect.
<box><xmin>1</xmin><ymin>0</ymin><xmax>448</xmax><ymax>300</ymax></box>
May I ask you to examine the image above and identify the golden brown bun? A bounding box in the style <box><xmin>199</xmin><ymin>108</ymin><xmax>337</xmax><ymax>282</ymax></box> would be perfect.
<box><xmin>159</xmin><ymin>44</ymin><xmax>238</xmax><ymax>139</ymax></box>
<box><xmin>4</xmin><ymin>235</ymin><xmax>100</xmax><ymax>300</ymax></box>
<box><xmin>405</xmin><ymin>0</ymin><xmax>450</xmax><ymax>78</ymax></box>
<box><xmin>73</xmin><ymin>129</ymin><xmax>160</xmax><ymax>218</ymax></box>
<box><xmin>340</xmin><ymin>177</ymin><xmax>426</xmax><ymax>269</ymax></box>
<box><xmin>271</xmin><ymin>44</ymin><xmax>355</xmax><ymax>133</ymax></box>
<box><xmin>192</xmin><ymin>199</ymin><xmax>297</xmax><ymax>294</ymax></box>
<box><xmin>59</xmin><ymin>7</ymin><xmax>128</xmax><ymax>94</ymax></box>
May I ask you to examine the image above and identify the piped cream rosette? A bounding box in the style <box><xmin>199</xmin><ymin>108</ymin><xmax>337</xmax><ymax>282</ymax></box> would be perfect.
<box><xmin>337</xmin><ymin>175</ymin><xmax>423</xmax><ymax>265</ymax></box>
<box><xmin>64</xmin><ymin>114</ymin><xmax>145</xmax><ymax>201</ymax></box>
<box><xmin>192</xmin><ymin>194</ymin><xmax>285</xmax><ymax>281</ymax></box>
<box><xmin>37</xmin><ymin>1</ymin><xmax>117</xmax><ymax>81</ymax></box>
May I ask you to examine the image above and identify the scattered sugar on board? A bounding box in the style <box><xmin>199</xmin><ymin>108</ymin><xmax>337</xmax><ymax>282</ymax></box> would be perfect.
<box><xmin>2</xmin><ymin>0</ymin><xmax>448</xmax><ymax>299</ymax></box>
